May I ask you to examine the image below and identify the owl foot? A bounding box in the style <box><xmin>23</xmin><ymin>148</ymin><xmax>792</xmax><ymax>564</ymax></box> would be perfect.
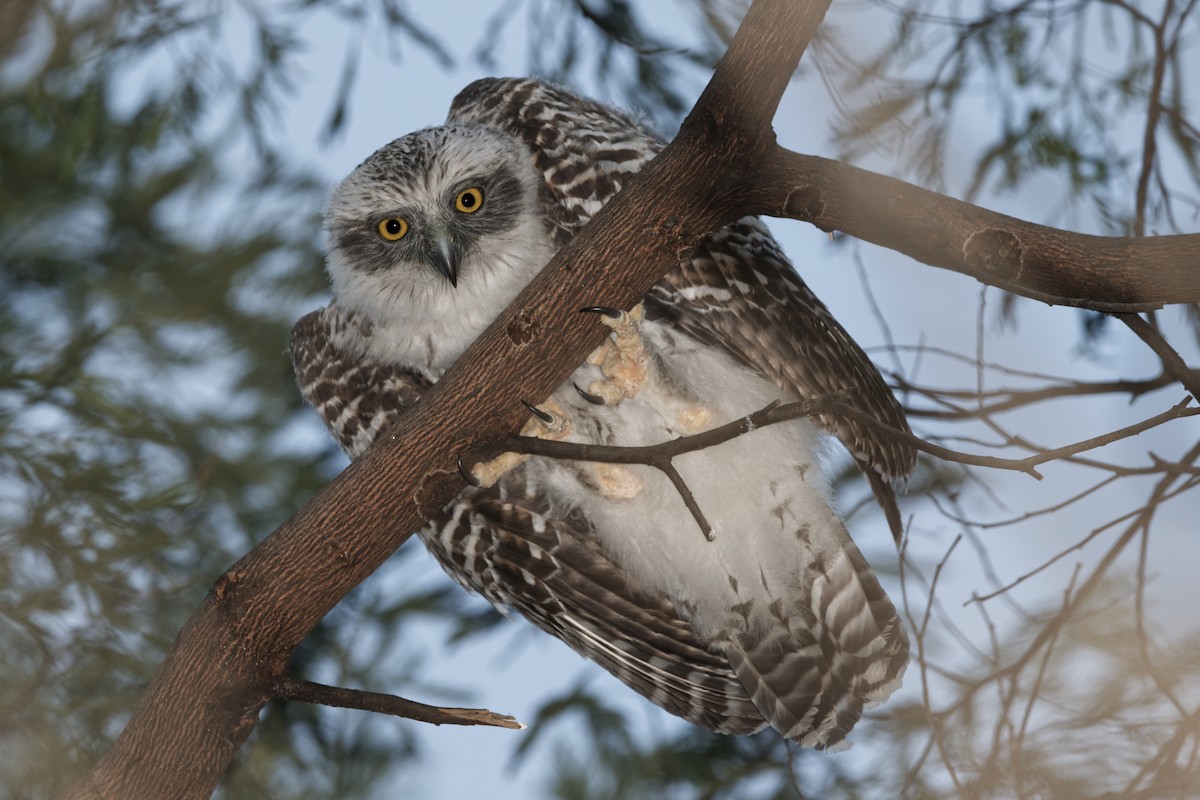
<box><xmin>467</xmin><ymin>399</ymin><xmax>572</xmax><ymax>488</ymax></box>
<box><xmin>573</xmin><ymin>382</ymin><xmax>605</xmax><ymax>405</ymax></box>
<box><xmin>519</xmin><ymin>398</ymin><xmax>571</xmax><ymax>439</ymax></box>
<box><xmin>592</xmin><ymin>463</ymin><xmax>643</xmax><ymax>500</ymax></box>
<box><xmin>580</xmin><ymin>303</ymin><xmax>648</xmax><ymax>406</ymax></box>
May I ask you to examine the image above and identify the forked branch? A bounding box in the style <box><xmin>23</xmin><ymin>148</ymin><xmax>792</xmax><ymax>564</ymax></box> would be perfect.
<box><xmin>464</xmin><ymin>394</ymin><xmax>1197</xmax><ymax>539</ymax></box>
<box><xmin>749</xmin><ymin>148</ymin><xmax>1200</xmax><ymax>311</ymax></box>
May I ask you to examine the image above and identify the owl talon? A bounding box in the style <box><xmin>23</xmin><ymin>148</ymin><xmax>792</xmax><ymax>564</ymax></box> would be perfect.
<box><xmin>574</xmin><ymin>382</ymin><xmax>606</xmax><ymax>405</ymax></box>
<box><xmin>522</xmin><ymin>400</ymin><xmax>556</xmax><ymax>425</ymax></box>
<box><xmin>457</xmin><ymin>453</ymin><xmax>483</xmax><ymax>487</ymax></box>
<box><xmin>581</xmin><ymin>302</ymin><xmax>648</xmax><ymax>407</ymax></box>
<box><xmin>466</xmin><ymin>399</ymin><xmax>574</xmax><ymax>488</ymax></box>
<box><xmin>519</xmin><ymin>398</ymin><xmax>570</xmax><ymax>438</ymax></box>
<box><xmin>579</xmin><ymin>305</ymin><xmax>623</xmax><ymax>319</ymax></box>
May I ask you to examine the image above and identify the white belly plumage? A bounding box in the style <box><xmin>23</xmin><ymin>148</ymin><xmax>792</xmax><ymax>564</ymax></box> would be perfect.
<box><xmin>530</xmin><ymin>319</ymin><xmax>842</xmax><ymax>645</ymax></box>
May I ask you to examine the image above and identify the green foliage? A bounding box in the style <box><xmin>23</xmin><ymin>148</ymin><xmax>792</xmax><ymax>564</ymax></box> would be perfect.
<box><xmin>823</xmin><ymin>0</ymin><xmax>1200</xmax><ymax>237</ymax></box>
<box><xmin>3</xmin><ymin>1</ymin><xmax>1197</xmax><ymax>799</ymax></box>
<box><xmin>0</xmin><ymin>3</ymin><xmax>333</xmax><ymax>797</ymax></box>
<box><xmin>0</xmin><ymin>2</ymin><xmax>731</xmax><ymax>796</ymax></box>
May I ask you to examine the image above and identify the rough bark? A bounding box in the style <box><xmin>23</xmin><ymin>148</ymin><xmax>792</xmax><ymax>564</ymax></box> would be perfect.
<box><xmin>754</xmin><ymin>150</ymin><xmax>1199</xmax><ymax>310</ymax></box>
<box><xmin>56</xmin><ymin>1</ymin><xmax>832</xmax><ymax>798</ymax></box>
<box><xmin>56</xmin><ymin>0</ymin><xmax>1199</xmax><ymax>796</ymax></box>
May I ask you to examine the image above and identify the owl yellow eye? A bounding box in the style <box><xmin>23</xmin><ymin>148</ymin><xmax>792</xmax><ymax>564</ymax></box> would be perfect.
<box><xmin>455</xmin><ymin>187</ymin><xmax>484</xmax><ymax>213</ymax></box>
<box><xmin>376</xmin><ymin>217</ymin><xmax>408</xmax><ymax>241</ymax></box>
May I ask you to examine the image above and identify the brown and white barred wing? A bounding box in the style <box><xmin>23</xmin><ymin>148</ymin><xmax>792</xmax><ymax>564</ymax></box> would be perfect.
<box><xmin>290</xmin><ymin>306</ymin><xmax>431</xmax><ymax>459</ymax></box>
<box><xmin>427</xmin><ymin>469</ymin><xmax>770</xmax><ymax>736</ymax></box>
<box><xmin>725</xmin><ymin>521</ymin><xmax>910</xmax><ymax>748</ymax></box>
<box><xmin>449</xmin><ymin>77</ymin><xmax>915</xmax><ymax>481</ymax></box>
<box><xmin>289</xmin><ymin>306</ymin><xmax>767</xmax><ymax>736</ymax></box>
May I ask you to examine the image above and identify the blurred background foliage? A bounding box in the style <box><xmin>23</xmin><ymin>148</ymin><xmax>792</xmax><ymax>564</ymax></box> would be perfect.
<box><xmin>1</xmin><ymin>1</ymin><xmax>1197</xmax><ymax>798</ymax></box>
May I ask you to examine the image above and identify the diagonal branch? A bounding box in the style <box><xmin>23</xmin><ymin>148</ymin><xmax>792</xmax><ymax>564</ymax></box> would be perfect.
<box><xmin>1114</xmin><ymin>312</ymin><xmax>1200</xmax><ymax>401</ymax></box>
<box><xmin>273</xmin><ymin>676</ymin><xmax>523</xmax><ymax>730</ymax></box>
<box><xmin>55</xmin><ymin>2</ymin><xmax>835</xmax><ymax>798</ymax></box>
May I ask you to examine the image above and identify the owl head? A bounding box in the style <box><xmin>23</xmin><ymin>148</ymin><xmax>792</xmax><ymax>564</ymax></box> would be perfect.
<box><xmin>323</xmin><ymin>125</ymin><xmax>551</xmax><ymax>336</ymax></box>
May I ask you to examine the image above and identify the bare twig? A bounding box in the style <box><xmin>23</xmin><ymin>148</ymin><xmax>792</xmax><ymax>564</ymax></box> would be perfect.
<box><xmin>658</xmin><ymin>459</ymin><xmax>716</xmax><ymax>541</ymax></box>
<box><xmin>899</xmin><ymin>371</ymin><xmax>1187</xmax><ymax>419</ymax></box>
<box><xmin>915</xmin><ymin>535</ymin><xmax>966</xmax><ymax>795</ymax></box>
<box><xmin>969</xmin><ymin>439</ymin><xmax>1200</xmax><ymax>690</ymax></box>
<box><xmin>464</xmin><ymin>395</ymin><xmax>1197</xmax><ymax>545</ymax></box>
<box><xmin>1115</xmin><ymin>311</ymin><xmax>1200</xmax><ymax>401</ymax></box>
<box><xmin>273</xmin><ymin>676</ymin><xmax>523</xmax><ymax>730</ymax></box>
<box><xmin>967</xmin><ymin>476</ymin><xmax>1198</xmax><ymax>605</ymax></box>
<box><xmin>484</xmin><ymin>395</ymin><xmax>1192</xmax><ymax>481</ymax></box>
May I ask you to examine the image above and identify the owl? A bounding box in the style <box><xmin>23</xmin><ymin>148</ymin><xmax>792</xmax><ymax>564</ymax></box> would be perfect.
<box><xmin>291</xmin><ymin>77</ymin><xmax>915</xmax><ymax>749</ymax></box>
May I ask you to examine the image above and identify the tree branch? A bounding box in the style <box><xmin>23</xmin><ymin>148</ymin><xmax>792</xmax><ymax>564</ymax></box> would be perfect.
<box><xmin>897</xmin><ymin>371</ymin><xmax>1189</xmax><ymax>419</ymax></box>
<box><xmin>485</xmin><ymin>396</ymin><xmax>1198</xmax><ymax>482</ymax></box>
<box><xmin>55</xmin><ymin>0</ymin><xmax>1200</xmax><ymax>794</ymax></box>
<box><xmin>751</xmin><ymin>147</ymin><xmax>1200</xmax><ymax>310</ymax></box>
<box><xmin>55</xmin><ymin>1</ymin><xmax>834</xmax><ymax>798</ymax></box>
<box><xmin>1114</xmin><ymin>311</ymin><xmax>1200</xmax><ymax>401</ymax></box>
<box><xmin>273</xmin><ymin>676</ymin><xmax>523</xmax><ymax>730</ymax></box>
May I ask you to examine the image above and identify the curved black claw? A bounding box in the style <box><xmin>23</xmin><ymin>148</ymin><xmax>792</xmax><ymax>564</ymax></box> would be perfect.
<box><xmin>579</xmin><ymin>305</ymin><xmax>622</xmax><ymax>319</ymax></box>
<box><xmin>457</xmin><ymin>453</ymin><xmax>482</xmax><ymax>487</ymax></box>
<box><xmin>573</xmin><ymin>382</ymin><xmax>606</xmax><ymax>406</ymax></box>
<box><xmin>521</xmin><ymin>400</ymin><xmax>555</xmax><ymax>425</ymax></box>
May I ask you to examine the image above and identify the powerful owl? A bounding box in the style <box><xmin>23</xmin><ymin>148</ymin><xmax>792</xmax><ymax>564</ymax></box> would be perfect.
<box><xmin>291</xmin><ymin>78</ymin><xmax>914</xmax><ymax>749</ymax></box>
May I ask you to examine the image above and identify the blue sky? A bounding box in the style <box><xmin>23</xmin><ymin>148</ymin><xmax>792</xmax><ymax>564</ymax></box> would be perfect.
<box><xmin>202</xmin><ymin>1</ymin><xmax>1200</xmax><ymax>796</ymax></box>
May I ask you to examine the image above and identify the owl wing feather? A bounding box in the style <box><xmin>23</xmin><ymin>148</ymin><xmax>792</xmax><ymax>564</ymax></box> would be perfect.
<box><xmin>449</xmin><ymin>77</ymin><xmax>916</xmax><ymax>483</ymax></box>
<box><xmin>290</xmin><ymin>306</ymin><xmax>431</xmax><ymax>458</ymax></box>
<box><xmin>291</xmin><ymin>305</ymin><xmax>768</xmax><ymax>735</ymax></box>
<box><xmin>426</xmin><ymin>469</ymin><xmax>769</xmax><ymax>735</ymax></box>
<box><xmin>291</xmin><ymin>77</ymin><xmax>911</xmax><ymax>749</ymax></box>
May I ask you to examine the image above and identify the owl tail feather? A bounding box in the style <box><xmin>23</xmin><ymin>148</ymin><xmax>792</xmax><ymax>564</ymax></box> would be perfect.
<box><xmin>725</xmin><ymin>634</ymin><xmax>856</xmax><ymax>751</ymax></box>
<box><xmin>725</xmin><ymin>544</ymin><xmax>909</xmax><ymax>750</ymax></box>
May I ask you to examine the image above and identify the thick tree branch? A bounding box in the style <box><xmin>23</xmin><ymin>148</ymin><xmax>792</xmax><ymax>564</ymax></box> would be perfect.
<box><xmin>56</xmin><ymin>0</ymin><xmax>1200</xmax><ymax>795</ymax></box>
<box><xmin>56</xmin><ymin>1</ymin><xmax>832</xmax><ymax>798</ymax></box>
<box><xmin>751</xmin><ymin>148</ymin><xmax>1200</xmax><ymax>310</ymax></box>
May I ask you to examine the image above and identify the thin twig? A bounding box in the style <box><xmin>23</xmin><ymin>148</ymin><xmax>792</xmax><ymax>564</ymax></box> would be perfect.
<box><xmin>967</xmin><ymin>476</ymin><xmax>1197</xmax><ymax>605</ymax></box>
<box><xmin>899</xmin><ymin>371</ymin><xmax>1186</xmax><ymax>419</ymax></box>
<box><xmin>968</xmin><ymin>439</ymin><xmax>1200</xmax><ymax>687</ymax></box>
<box><xmin>274</xmin><ymin>676</ymin><xmax>524</xmax><ymax>730</ymax></box>
<box><xmin>1115</xmin><ymin>312</ymin><xmax>1200</xmax><ymax>402</ymax></box>
<box><xmin>484</xmin><ymin>397</ymin><xmax>1196</xmax><ymax>486</ymax></box>
<box><xmin>658</xmin><ymin>458</ymin><xmax>716</xmax><ymax>541</ymax></box>
<box><xmin>916</xmin><ymin>535</ymin><xmax>966</xmax><ymax>796</ymax></box>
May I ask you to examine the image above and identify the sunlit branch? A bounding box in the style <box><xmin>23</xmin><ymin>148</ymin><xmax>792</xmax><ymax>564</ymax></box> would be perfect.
<box><xmin>750</xmin><ymin>146</ymin><xmax>1200</xmax><ymax>311</ymax></box>
<box><xmin>274</xmin><ymin>676</ymin><xmax>523</xmax><ymax>730</ymax></box>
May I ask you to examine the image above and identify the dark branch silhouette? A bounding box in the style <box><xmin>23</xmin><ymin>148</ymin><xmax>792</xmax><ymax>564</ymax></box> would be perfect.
<box><xmin>55</xmin><ymin>2</ymin><xmax>836</xmax><ymax>797</ymax></box>
<box><xmin>482</xmin><ymin>395</ymin><xmax>1196</xmax><ymax>481</ymax></box>
<box><xmin>273</xmin><ymin>676</ymin><xmax>522</xmax><ymax>730</ymax></box>
<box><xmin>54</xmin><ymin>0</ymin><xmax>1199</xmax><ymax>796</ymax></box>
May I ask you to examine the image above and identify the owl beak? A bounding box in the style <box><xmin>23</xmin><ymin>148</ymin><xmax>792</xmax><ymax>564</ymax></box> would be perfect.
<box><xmin>427</xmin><ymin>235</ymin><xmax>460</xmax><ymax>288</ymax></box>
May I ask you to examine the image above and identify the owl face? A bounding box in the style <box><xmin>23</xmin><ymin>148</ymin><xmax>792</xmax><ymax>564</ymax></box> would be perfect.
<box><xmin>323</xmin><ymin>125</ymin><xmax>551</xmax><ymax>334</ymax></box>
